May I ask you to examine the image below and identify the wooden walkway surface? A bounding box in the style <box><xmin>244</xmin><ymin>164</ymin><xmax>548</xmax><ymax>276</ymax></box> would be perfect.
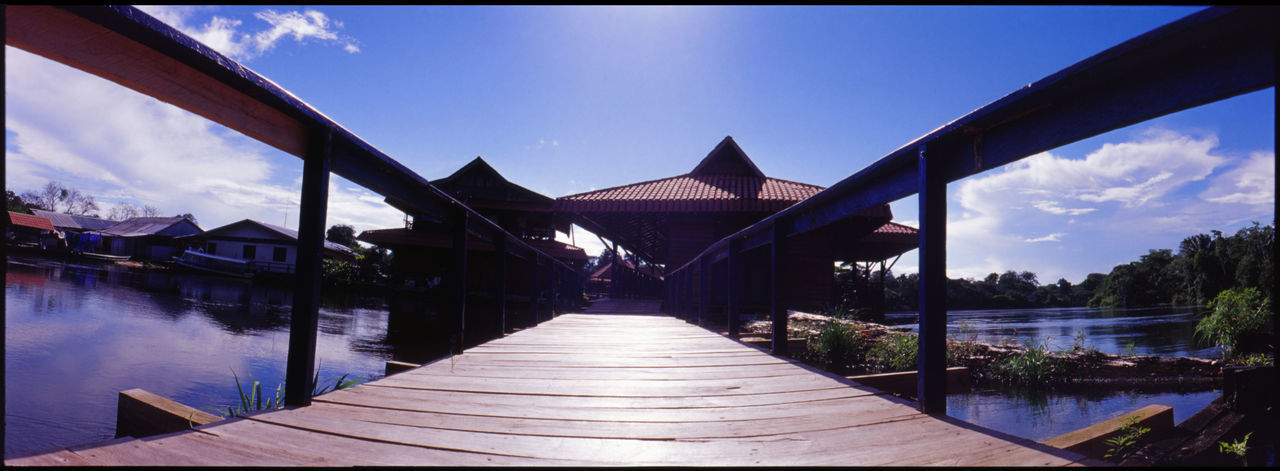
<box><xmin>8</xmin><ymin>299</ymin><xmax>1093</xmax><ymax>466</ymax></box>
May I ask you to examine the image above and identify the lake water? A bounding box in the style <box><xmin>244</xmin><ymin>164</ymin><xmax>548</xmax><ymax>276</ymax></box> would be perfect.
<box><xmin>4</xmin><ymin>255</ymin><xmax>453</xmax><ymax>458</ymax></box>
<box><xmin>5</xmin><ymin>256</ymin><xmax>1225</xmax><ymax>458</ymax></box>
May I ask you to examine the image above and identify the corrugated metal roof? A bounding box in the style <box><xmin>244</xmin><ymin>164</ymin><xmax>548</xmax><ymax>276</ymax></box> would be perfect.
<box><xmin>7</xmin><ymin>211</ymin><xmax>56</xmax><ymax>232</ymax></box>
<box><xmin>31</xmin><ymin>209</ymin><xmax>115</xmax><ymax>231</ymax></box>
<box><xmin>97</xmin><ymin>217</ymin><xmax>190</xmax><ymax>237</ymax></box>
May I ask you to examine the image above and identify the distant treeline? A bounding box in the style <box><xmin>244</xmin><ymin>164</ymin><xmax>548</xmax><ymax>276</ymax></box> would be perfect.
<box><xmin>881</xmin><ymin>221</ymin><xmax>1274</xmax><ymax>311</ymax></box>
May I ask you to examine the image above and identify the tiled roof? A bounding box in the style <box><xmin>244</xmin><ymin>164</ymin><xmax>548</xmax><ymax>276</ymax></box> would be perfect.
<box><xmin>7</xmin><ymin>211</ymin><xmax>56</xmax><ymax>232</ymax></box>
<box><xmin>554</xmin><ymin>175</ymin><xmax>826</xmax><ymax>213</ymax></box>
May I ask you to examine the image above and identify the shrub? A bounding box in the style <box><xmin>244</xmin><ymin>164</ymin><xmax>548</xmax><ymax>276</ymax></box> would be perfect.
<box><xmin>1195</xmin><ymin>288</ymin><xmax>1272</xmax><ymax>359</ymax></box>
<box><xmin>805</xmin><ymin>320</ymin><xmax>866</xmax><ymax>374</ymax></box>
<box><xmin>991</xmin><ymin>336</ymin><xmax>1061</xmax><ymax>385</ymax></box>
<box><xmin>867</xmin><ymin>332</ymin><xmax>918</xmax><ymax>373</ymax></box>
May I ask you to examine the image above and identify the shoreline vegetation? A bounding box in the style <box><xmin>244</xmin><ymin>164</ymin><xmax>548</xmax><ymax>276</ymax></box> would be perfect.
<box><xmin>740</xmin><ymin>310</ymin><xmax>1258</xmax><ymax>390</ymax></box>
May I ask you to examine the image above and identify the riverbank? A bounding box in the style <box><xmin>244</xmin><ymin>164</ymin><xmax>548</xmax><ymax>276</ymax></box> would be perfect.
<box><xmin>741</xmin><ymin>311</ymin><xmax>1224</xmax><ymax>388</ymax></box>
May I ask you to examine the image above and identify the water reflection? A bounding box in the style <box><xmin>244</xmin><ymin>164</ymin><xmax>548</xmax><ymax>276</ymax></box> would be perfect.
<box><xmin>4</xmin><ymin>256</ymin><xmax>453</xmax><ymax>458</ymax></box>
<box><xmin>949</xmin><ymin>385</ymin><xmax>1221</xmax><ymax>442</ymax></box>
<box><xmin>885</xmin><ymin>306</ymin><xmax>1219</xmax><ymax>358</ymax></box>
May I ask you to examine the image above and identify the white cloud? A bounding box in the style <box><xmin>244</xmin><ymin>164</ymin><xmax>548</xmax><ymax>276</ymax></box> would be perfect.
<box><xmin>1023</xmin><ymin>233</ymin><xmax>1065</xmax><ymax>243</ymax></box>
<box><xmin>135</xmin><ymin>6</ymin><xmax>359</xmax><ymax>62</ymax></box>
<box><xmin>1201</xmin><ymin>151</ymin><xmax>1275</xmax><ymax>206</ymax></box>
<box><xmin>1030</xmin><ymin>200</ymin><xmax>1095</xmax><ymax>216</ymax></box>
<box><xmin>5</xmin><ymin>48</ymin><xmax>401</xmax><ymax>234</ymax></box>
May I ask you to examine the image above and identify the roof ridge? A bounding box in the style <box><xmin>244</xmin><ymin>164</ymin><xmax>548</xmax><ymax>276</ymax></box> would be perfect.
<box><xmin>558</xmin><ymin>173</ymin><xmax>693</xmax><ymax>200</ymax></box>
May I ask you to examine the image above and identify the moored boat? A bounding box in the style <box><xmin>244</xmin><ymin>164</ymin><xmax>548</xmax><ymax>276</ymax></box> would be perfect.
<box><xmin>171</xmin><ymin>249</ymin><xmax>252</xmax><ymax>278</ymax></box>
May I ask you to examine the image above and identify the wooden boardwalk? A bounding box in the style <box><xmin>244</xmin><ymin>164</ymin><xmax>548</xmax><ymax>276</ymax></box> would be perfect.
<box><xmin>8</xmin><ymin>299</ymin><xmax>1093</xmax><ymax>466</ymax></box>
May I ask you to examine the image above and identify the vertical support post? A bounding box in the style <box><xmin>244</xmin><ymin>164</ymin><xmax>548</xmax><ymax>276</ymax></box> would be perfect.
<box><xmin>550</xmin><ymin>266</ymin><xmax>559</xmax><ymax>318</ymax></box>
<box><xmin>770</xmin><ymin>222</ymin><xmax>788</xmax><ymax>356</ymax></box>
<box><xmin>727</xmin><ymin>238</ymin><xmax>742</xmax><ymax>339</ymax></box>
<box><xmin>530</xmin><ymin>253</ymin><xmax>540</xmax><ymax>324</ymax></box>
<box><xmin>449</xmin><ymin>207</ymin><xmax>468</xmax><ymax>353</ymax></box>
<box><xmin>495</xmin><ymin>234</ymin><xmax>507</xmax><ymax>335</ymax></box>
<box><xmin>683</xmin><ymin>271</ymin><xmax>692</xmax><ymax>320</ymax></box>
<box><xmin>917</xmin><ymin>144</ymin><xmax>947</xmax><ymax>414</ymax></box>
<box><xmin>609</xmin><ymin>247</ymin><xmax>618</xmax><ymax>299</ymax></box>
<box><xmin>698</xmin><ymin>256</ymin><xmax>709</xmax><ymax>326</ymax></box>
<box><xmin>285</xmin><ymin>128</ymin><xmax>331</xmax><ymax>407</ymax></box>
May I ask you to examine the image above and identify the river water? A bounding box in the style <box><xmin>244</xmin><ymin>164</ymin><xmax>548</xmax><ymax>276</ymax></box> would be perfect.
<box><xmin>5</xmin><ymin>255</ymin><xmax>1225</xmax><ymax>458</ymax></box>
<box><xmin>884</xmin><ymin>307</ymin><xmax>1222</xmax><ymax>442</ymax></box>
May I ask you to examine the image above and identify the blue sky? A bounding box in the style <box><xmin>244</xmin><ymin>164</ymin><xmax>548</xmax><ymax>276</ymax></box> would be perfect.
<box><xmin>5</xmin><ymin>5</ymin><xmax>1274</xmax><ymax>284</ymax></box>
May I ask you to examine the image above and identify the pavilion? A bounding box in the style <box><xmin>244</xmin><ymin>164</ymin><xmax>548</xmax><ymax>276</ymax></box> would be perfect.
<box><xmin>555</xmin><ymin>136</ymin><xmax>918</xmax><ymax>312</ymax></box>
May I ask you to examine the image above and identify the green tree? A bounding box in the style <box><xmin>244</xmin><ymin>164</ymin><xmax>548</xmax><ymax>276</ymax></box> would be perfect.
<box><xmin>6</xmin><ymin>190</ymin><xmax>31</xmax><ymax>214</ymax></box>
<box><xmin>326</xmin><ymin>224</ymin><xmax>358</xmax><ymax>249</ymax></box>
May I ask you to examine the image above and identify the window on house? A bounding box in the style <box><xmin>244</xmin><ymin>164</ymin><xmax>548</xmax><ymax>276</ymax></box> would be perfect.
<box><xmin>206</xmin><ymin>242</ymin><xmax>217</xmax><ymax>254</ymax></box>
<box><xmin>243</xmin><ymin>245</ymin><xmax>256</xmax><ymax>259</ymax></box>
<box><xmin>273</xmin><ymin>247</ymin><xmax>287</xmax><ymax>262</ymax></box>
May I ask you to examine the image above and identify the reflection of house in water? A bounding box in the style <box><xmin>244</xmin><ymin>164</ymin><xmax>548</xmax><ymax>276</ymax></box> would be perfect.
<box><xmin>555</xmin><ymin>136</ymin><xmax>920</xmax><ymax>312</ymax></box>
<box><xmin>94</xmin><ymin>216</ymin><xmax>203</xmax><ymax>261</ymax></box>
<box><xmin>32</xmin><ymin>210</ymin><xmax>115</xmax><ymax>252</ymax></box>
<box><xmin>182</xmin><ymin>219</ymin><xmax>356</xmax><ymax>274</ymax></box>
<box><xmin>359</xmin><ymin>157</ymin><xmax>589</xmax><ymax>288</ymax></box>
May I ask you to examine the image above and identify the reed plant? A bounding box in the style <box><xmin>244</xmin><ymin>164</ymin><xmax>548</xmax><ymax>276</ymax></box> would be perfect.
<box><xmin>208</xmin><ymin>365</ymin><xmax>366</xmax><ymax>418</ymax></box>
<box><xmin>991</xmin><ymin>336</ymin><xmax>1062</xmax><ymax>385</ymax></box>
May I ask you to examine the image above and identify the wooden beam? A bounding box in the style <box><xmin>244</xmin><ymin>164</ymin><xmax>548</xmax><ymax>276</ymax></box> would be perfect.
<box><xmin>4</xmin><ymin>6</ymin><xmax>308</xmax><ymax>157</ymax></box>
<box><xmin>115</xmin><ymin>389</ymin><xmax>221</xmax><ymax>439</ymax></box>
<box><xmin>916</xmin><ymin>144</ymin><xmax>946</xmax><ymax>415</ymax></box>
<box><xmin>284</xmin><ymin>128</ymin><xmax>330</xmax><ymax>407</ymax></box>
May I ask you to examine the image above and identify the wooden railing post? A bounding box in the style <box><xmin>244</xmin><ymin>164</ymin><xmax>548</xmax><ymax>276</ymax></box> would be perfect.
<box><xmin>550</xmin><ymin>266</ymin><xmax>559</xmax><ymax>318</ymax></box>
<box><xmin>608</xmin><ymin>249</ymin><xmax>618</xmax><ymax>299</ymax></box>
<box><xmin>495</xmin><ymin>233</ymin><xmax>507</xmax><ymax>335</ymax></box>
<box><xmin>698</xmin><ymin>256</ymin><xmax>709</xmax><ymax>326</ymax></box>
<box><xmin>727</xmin><ymin>238</ymin><xmax>742</xmax><ymax>339</ymax></box>
<box><xmin>529</xmin><ymin>253</ymin><xmax>540</xmax><ymax>324</ymax></box>
<box><xmin>917</xmin><ymin>144</ymin><xmax>947</xmax><ymax>414</ymax></box>
<box><xmin>285</xmin><ymin>127</ymin><xmax>330</xmax><ymax>407</ymax></box>
<box><xmin>449</xmin><ymin>207</ymin><xmax>469</xmax><ymax>353</ymax></box>
<box><xmin>770</xmin><ymin>222</ymin><xmax>788</xmax><ymax>356</ymax></box>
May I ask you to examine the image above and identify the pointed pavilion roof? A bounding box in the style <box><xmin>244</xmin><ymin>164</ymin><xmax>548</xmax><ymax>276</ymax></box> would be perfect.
<box><xmin>554</xmin><ymin>136</ymin><xmax>872</xmax><ymax>215</ymax></box>
<box><xmin>432</xmin><ymin>156</ymin><xmax>553</xmax><ymax>210</ymax></box>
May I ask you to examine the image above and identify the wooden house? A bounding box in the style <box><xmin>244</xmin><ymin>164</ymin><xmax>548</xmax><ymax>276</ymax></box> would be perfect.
<box><xmin>184</xmin><ymin>219</ymin><xmax>355</xmax><ymax>274</ymax></box>
<box><xmin>5</xmin><ymin>211</ymin><xmax>60</xmax><ymax>250</ymax></box>
<box><xmin>555</xmin><ymin>136</ymin><xmax>919</xmax><ymax>311</ymax></box>
<box><xmin>359</xmin><ymin>157</ymin><xmax>589</xmax><ymax>287</ymax></box>
<box><xmin>94</xmin><ymin>216</ymin><xmax>203</xmax><ymax>261</ymax></box>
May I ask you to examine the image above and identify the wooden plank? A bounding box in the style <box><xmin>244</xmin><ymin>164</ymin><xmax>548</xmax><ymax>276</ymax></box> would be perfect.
<box><xmin>318</xmin><ymin>383</ymin><xmax>887</xmax><ymax>415</ymax></box>
<box><xmin>296</xmin><ymin>399</ymin><xmax>923</xmax><ymax>440</ymax></box>
<box><xmin>3</xmin><ymin>448</ymin><xmax>95</xmax><ymax>466</ymax></box>
<box><xmin>194</xmin><ymin>414</ymin><xmax>569</xmax><ymax>466</ymax></box>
